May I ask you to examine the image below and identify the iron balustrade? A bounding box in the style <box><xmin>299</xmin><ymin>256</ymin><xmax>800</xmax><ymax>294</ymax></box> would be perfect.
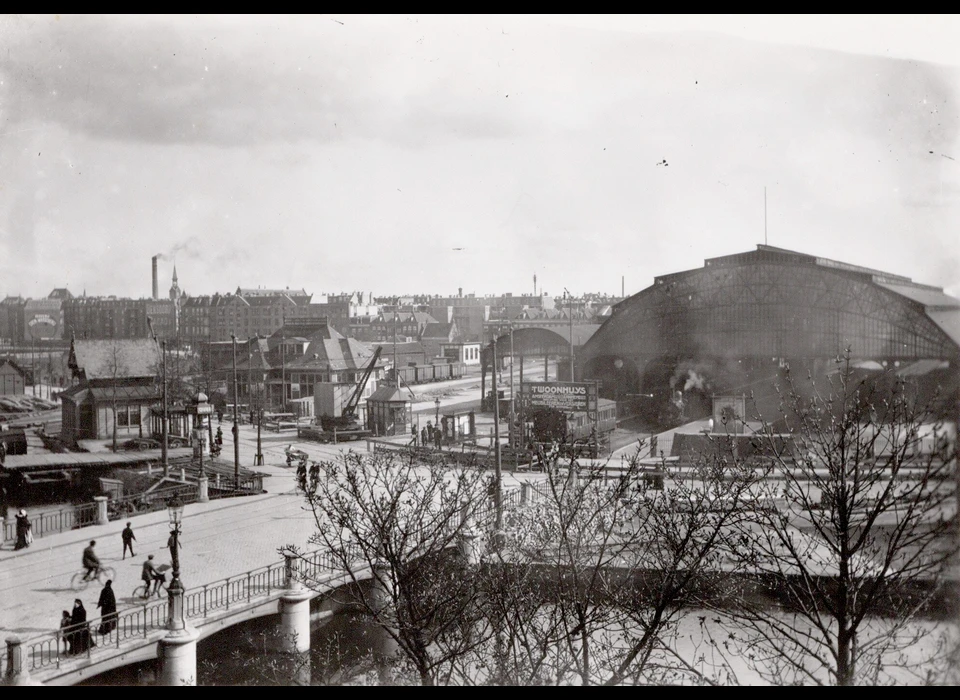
<box><xmin>8</xmin><ymin>491</ymin><xmax>527</xmax><ymax>678</ymax></box>
<box><xmin>14</xmin><ymin>547</ymin><xmax>356</xmax><ymax>677</ymax></box>
<box><xmin>3</xmin><ymin>475</ymin><xmax>264</xmax><ymax>545</ymax></box>
<box><xmin>2</xmin><ymin>502</ymin><xmax>99</xmax><ymax>543</ymax></box>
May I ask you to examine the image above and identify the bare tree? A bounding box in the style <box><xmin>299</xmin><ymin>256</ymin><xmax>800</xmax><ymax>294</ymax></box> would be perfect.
<box><xmin>478</xmin><ymin>446</ymin><xmax>758</xmax><ymax>686</ymax></box>
<box><xmin>106</xmin><ymin>342</ymin><xmax>129</xmax><ymax>451</ymax></box>
<box><xmin>719</xmin><ymin>352</ymin><xmax>958</xmax><ymax>685</ymax></box>
<box><xmin>282</xmin><ymin>449</ymin><xmax>496</xmax><ymax>686</ymax></box>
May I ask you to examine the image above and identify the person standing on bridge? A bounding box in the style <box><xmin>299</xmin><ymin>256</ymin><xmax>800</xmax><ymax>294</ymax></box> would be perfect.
<box><xmin>69</xmin><ymin>599</ymin><xmax>91</xmax><ymax>654</ymax></box>
<box><xmin>96</xmin><ymin>580</ymin><xmax>118</xmax><ymax>635</ymax></box>
<box><xmin>121</xmin><ymin>522</ymin><xmax>136</xmax><ymax>559</ymax></box>
<box><xmin>15</xmin><ymin>508</ymin><xmax>31</xmax><ymax>550</ymax></box>
<box><xmin>59</xmin><ymin>610</ymin><xmax>73</xmax><ymax>654</ymax></box>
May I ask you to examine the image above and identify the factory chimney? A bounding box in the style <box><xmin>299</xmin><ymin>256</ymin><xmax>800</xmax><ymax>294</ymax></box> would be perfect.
<box><xmin>152</xmin><ymin>255</ymin><xmax>159</xmax><ymax>299</ymax></box>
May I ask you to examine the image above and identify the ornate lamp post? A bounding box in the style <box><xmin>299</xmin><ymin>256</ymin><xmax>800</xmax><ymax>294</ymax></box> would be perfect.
<box><xmin>434</xmin><ymin>397</ymin><xmax>441</xmax><ymax>430</ymax></box>
<box><xmin>166</xmin><ymin>494</ymin><xmax>185</xmax><ymax>631</ymax></box>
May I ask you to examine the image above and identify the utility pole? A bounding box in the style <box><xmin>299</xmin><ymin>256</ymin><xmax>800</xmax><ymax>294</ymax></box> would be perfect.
<box><xmin>490</xmin><ymin>335</ymin><xmax>503</xmax><ymax>539</ymax></box>
<box><xmin>161</xmin><ymin>339</ymin><xmax>169</xmax><ymax>478</ymax></box>
<box><xmin>564</xmin><ymin>288</ymin><xmax>574</xmax><ymax>382</ymax></box>
<box><xmin>279</xmin><ymin>316</ymin><xmax>285</xmax><ymax>412</ymax></box>
<box><xmin>231</xmin><ymin>334</ymin><xmax>240</xmax><ymax>489</ymax></box>
<box><xmin>393</xmin><ymin>300</ymin><xmax>400</xmax><ymax>387</ymax></box>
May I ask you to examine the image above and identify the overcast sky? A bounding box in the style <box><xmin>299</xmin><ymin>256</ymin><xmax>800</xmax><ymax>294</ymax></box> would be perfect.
<box><xmin>1</xmin><ymin>14</ymin><xmax>958</xmax><ymax>301</ymax></box>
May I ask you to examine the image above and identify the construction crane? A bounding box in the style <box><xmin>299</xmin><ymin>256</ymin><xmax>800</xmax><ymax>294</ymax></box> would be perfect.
<box><xmin>319</xmin><ymin>346</ymin><xmax>382</xmax><ymax>433</ymax></box>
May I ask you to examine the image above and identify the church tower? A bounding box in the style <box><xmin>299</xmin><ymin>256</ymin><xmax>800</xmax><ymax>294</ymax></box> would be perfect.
<box><xmin>169</xmin><ymin>266</ymin><xmax>182</xmax><ymax>337</ymax></box>
<box><xmin>169</xmin><ymin>265</ymin><xmax>181</xmax><ymax>301</ymax></box>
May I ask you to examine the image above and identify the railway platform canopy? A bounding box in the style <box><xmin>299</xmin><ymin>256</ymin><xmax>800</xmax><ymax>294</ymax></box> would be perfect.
<box><xmin>578</xmin><ymin>244</ymin><xmax>960</xmax><ymax>412</ymax></box>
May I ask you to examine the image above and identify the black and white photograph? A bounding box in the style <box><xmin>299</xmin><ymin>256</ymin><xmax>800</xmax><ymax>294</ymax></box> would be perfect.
<box><xmin>0</xmin><ymin>13</ymin><xmax>958</xmax><ymax>686</ymax></box>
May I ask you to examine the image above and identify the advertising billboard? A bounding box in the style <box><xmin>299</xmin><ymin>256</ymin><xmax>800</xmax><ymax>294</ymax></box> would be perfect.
<box><xmin>23</xmin><ymin>300</ymin><xmax>63</xmax><ymax>340</ymax></box>
<box><xmin>521</xmin><ymin>381</ymin><xmax>597</xmax><ymax>414</ymax></box>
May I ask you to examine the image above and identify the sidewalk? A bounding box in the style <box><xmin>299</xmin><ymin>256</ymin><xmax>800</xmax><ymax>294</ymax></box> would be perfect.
<box><xmin>0</xmin><ymin>424</ymin><xmax>546</xmax><ymax>642</ymax></box>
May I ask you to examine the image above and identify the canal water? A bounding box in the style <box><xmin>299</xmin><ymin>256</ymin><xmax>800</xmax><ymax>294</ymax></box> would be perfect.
<box><xmin>79</xmin><ymin>605</ymin><xmax>957</xmax><ymax>686</ymax></box>
<box><xmin>79</xmin><ymin>609</ymin><xmax>383</xmax><ymax>686</ymax></box>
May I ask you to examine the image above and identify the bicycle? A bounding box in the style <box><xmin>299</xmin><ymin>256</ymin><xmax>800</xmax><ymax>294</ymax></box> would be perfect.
<box><xmin>70</xmin><ymin>565</ymin><xmax>116</xmax><ymax>592</ymax></box>
<box><xmin>132</xmin><ymin>575</ymin><xmax>168</xmax><ymax>600</ymax></box>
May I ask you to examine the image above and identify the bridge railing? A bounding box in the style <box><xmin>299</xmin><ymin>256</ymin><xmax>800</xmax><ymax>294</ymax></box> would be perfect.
<box><xmin>3</xmin><ymin>502</ymin><xmax>100</xmax><ymax>544</ymax></box>
<box><xmin>4</xmin><ymin>471</ymin><xmax>264</xmax><ymax>545</ymax></box>
<box><xmin>15</xmin><ymin>547</ymin><xmax>347</xmax><ymax>678</ymax></box>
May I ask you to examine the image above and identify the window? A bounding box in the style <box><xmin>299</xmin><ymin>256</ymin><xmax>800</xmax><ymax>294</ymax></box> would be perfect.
<box><xmin>117</xmin><ymin>407</ymin><xmax>128</xmax><ymax>427</ymax></box>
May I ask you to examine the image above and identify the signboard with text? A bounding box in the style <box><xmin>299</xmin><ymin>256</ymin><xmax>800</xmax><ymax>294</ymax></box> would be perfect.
<box><xmin>521</xmin><ymin>381</ymin><xmax>597</xmax><ymax>414</ymax></box>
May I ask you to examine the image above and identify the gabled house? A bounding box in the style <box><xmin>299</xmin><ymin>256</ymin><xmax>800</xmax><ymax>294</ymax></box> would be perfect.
<box><xmin>59</xmin><ymin>338</ymin><xmax>161</xmax><ymax>444</ymax></box>
<box><xmin>283</xmin><ymin>325</ymin><xmax>384</xmax><ymax>402</ymax></box>
<box><xmin>419</xmin><ymin>320</ymin><xmax>459</xmax><ymax>361</ymax></box>
<box><xmin>0</xmin><ymin>358</ymin><xmax>27</xmax><ymax>395</ymax></box>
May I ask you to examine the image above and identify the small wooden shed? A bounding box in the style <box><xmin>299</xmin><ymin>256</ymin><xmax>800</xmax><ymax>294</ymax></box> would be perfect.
<box><xmin>366</xmin><ymin>386</ymin><xmax>412</xmax><ymax>437</ymax></box>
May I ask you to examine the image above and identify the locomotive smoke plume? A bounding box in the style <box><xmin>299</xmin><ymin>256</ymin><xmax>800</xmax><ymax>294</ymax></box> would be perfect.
<box><xmin>683</xmin><ymin>370</ymin><xmax>706</xmax><ymax>391</ymax></box>
<box><xmin>670</xmin><ymin>362</ymin><xmax>710</xmax><ymax>392</ymax></box>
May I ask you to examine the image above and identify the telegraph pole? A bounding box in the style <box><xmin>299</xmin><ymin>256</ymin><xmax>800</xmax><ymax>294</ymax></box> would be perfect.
<box><xmin>564</xmin><ymin>288</ymin><xmax>574</xmax><ymax>382</ymax></box>
<box><xmin>231</xmin><ymin>334</ymin><xmax>240</xmax><ymax>489</ymax></box>
<box><xmin>279</xmin><ymin>317</ymin><xmax>285</xmax><ymax>412</ymax></box>
<box><xmin>490</xmin><ymin>335</ymin><xmax>503</xmax><ymax>539</ymax></box>
<box><xmin>161</xmin><ymin>339</ymin><xmax>169</xmax><ymax>478</ymax></box>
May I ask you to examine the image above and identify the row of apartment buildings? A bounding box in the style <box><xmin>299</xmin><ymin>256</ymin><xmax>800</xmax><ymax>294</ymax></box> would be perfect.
<box><xmin>2</xmin><ymin>275</ymin><xmax>620</xmax><ymax>354</ymax></box>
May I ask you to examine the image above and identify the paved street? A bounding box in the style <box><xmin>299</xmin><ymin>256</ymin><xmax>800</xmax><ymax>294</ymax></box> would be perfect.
<box><xmin>0</xmin><ymin>414</ymin><xmax>544</xmax><ymax>644</ymax></box>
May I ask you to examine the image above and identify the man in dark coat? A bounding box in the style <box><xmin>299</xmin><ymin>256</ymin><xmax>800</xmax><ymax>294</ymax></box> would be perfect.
<box><xmin>121</xmin><ymin>522</ymin><xmax>136</xmax><ymax>559</ymax></box>
<box><xmin>96</xmin><ymin>580</ymin><xmax>118</xmax><ymax>635</ymax></box>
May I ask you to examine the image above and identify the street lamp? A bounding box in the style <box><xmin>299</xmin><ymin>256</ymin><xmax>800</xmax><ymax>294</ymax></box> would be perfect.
<box><xmin>166</xmin><ymin>494</ymin><xmax>185</xmax><ymax>631</ymax></box>
<box><xmin>434</xmin><ymin>397</ymin><xmax>441</xmax><ymax>434</ymax></box>
<box><xmin>231</xmin><ymin>334</ymin><xmax>240</xmax><ymax>490</ymax></box>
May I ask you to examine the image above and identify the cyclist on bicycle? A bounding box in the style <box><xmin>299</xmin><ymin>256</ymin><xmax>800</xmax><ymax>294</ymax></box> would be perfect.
<box><xmin>81</xmin><ymin>540</ymin><xmax>101</xmax><ymax>581</ymax></box>
<box><xmin>141</xmin><ymin>554</ymin><xmax>164</xmax><ymax>596</ymax></box>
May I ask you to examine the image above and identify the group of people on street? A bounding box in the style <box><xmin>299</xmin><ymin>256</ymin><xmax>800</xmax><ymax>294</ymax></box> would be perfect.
<box><xmin>55</xmin><ymin>520</ymin><xmax>174</xmax><ymax>653</ymax></box>
<box><xmin>415</xmin><ymin>421</ymin><xmax>444</xmax><ymax>450</ymax></box>
<box><xmin>59</xmin><ymin>581</ymin><xmax>118</xmax><ymax>655</ymax></box>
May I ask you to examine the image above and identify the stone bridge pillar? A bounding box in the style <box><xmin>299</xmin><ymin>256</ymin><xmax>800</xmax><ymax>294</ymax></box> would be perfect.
<box><xmin>274</xmin><ymin>554</ymin><xmax>313</xmax><ymax>685</ymax></box>
<box><xmin>458</xmin><ymin>530</ymin><xmax>480</xmax><ymax>567</ymax></box>
<box><xmin>94</xmin><ymin>496</ymin><xmax>109</xmax><ymax>526</ymax></box>
<box><xmin>520</xmin><ymin>482</ymin><xmax>532</xmax><ymax>504</ymax></box>
<box><xmin>279</xmin><ymin>555</ymin><xmax>313</xmax><ymax>654</ymax></box>
<box><xmin>4</xmin><ymin>637</ymin><xmax>41</xmax><ymax>686</ymax></box>
<box><xmin>158</xmin><ymin>586</ymin><xmax>200</xmax><ymax>686</ymax></box>
<box><xmin>371</xmin><ymin>562</ymin><xmax>399</xmax><ymax>683</ymax></box>
<box><xmin>158</xmin><ymin>627</ymin><xmax>201</xmax><ymax>686</ymax></box>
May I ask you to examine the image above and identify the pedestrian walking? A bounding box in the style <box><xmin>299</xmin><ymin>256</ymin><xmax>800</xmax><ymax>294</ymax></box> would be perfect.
<box><xmin>215</xmin><ymin>426</ymin><xmax>223</xmax><ymax>447</ymax></box>
<box><xmin>69</xmin><ymin>599</ymin><xmax>92</xmax><ymax>654</ymax></box>
<box><xmin>308</xmin><ymin>461</ymin><xmax>320</xmax><ymax>494</ymax></box>
<box><xmin>96</xmin><ymin>580</ymin><xmax>118</xmax><ymax>635</ymax></box>
<box><xmin>59</xmin><ymin>609</ymin><xmax>73</xmax><ymax>654</ymax></box>
<box><xmin>420</xmin><ymin>427</ymin><xmax>428</xmax><ymax>448</ymax></box>
<box><xmin>14</xmin><ymin>509</ymin><xmax>32</xmax><ymax>550</ymax></box>
<box><xmin>411</xmin><ymin>424</ymin><xmax>418</xmax><ymax>446</ymax></box>
<box><xmin>434</xmin><ymin>424</ymin><xmax>443</xmax><ymax>449</ymax></box>
<box><xmin>121</xmin><ymin>522</ymin><xmax>136</xmax><ymax>559</ymax></box>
